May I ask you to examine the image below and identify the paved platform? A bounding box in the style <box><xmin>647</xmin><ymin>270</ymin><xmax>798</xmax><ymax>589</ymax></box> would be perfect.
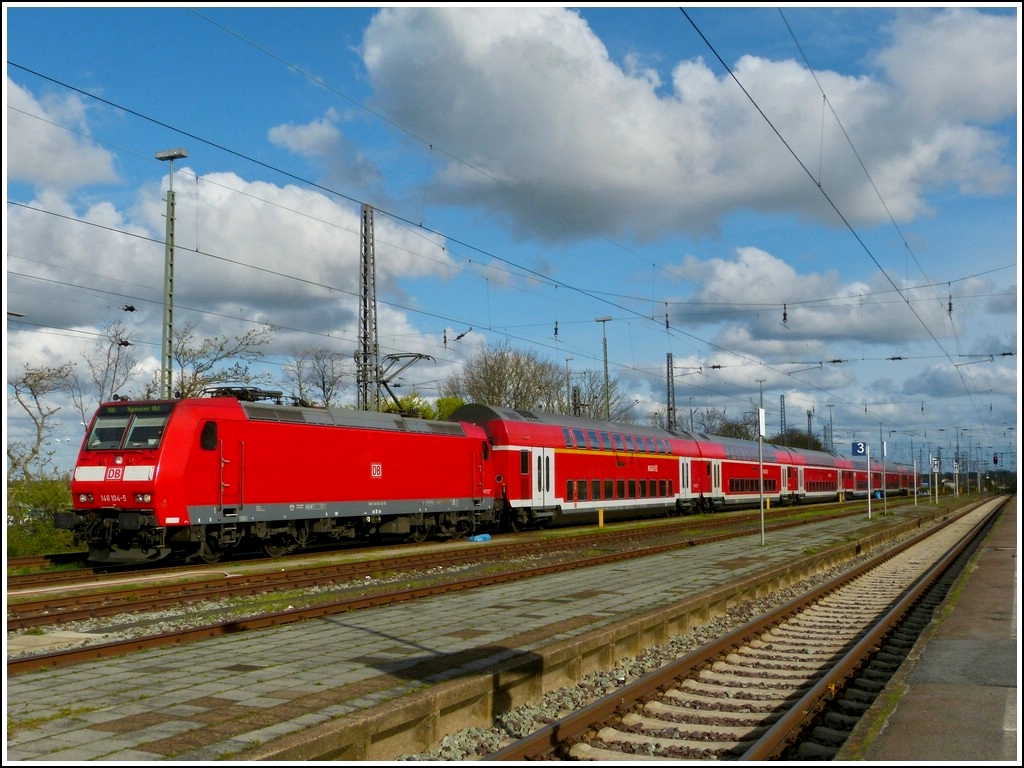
<box><xmin>838</xmin><ymin>498</ymin><xmax>1019</xmax><ymax>763</ymax></box>
<box><xmin>4</xmin><ymin>498</ymin><xmax>1016</xmax><ymax>763</ymax></box>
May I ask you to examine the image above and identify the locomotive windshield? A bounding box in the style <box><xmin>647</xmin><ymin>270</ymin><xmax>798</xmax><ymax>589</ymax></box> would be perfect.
<box><xmin>85</xmin><ymin>402</ymin><xmax>174</xmax><ymax>450</ymax></box>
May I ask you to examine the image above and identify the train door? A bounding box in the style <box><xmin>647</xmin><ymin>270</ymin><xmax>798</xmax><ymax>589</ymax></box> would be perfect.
<box><xmin>532</xmin><ymin>448</ymin><xmax>554</xmax><ymax>509</ymax></box>
<box><xmin>215</xmin><ymin>424</ymin><xmax>243</xmax><ymax>513</ymax></box>
<box><xmin>711</xmin><ymin>459</ymin><xmax>723</xmax><ymax>505</ymax></box>
<box><xmin>678</xmin><ymin>457</ymin><xmax>692</xmax><ymax>506</ymax></box>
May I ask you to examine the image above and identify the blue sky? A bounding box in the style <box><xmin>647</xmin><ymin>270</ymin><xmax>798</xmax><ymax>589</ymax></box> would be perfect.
<box><xmin>4</xmin><ymin>4</ymin><xmax>1020</xmax><ymax>474</ymax></box>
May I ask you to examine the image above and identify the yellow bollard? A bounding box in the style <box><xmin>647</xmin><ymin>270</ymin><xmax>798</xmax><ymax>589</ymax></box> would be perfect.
<box><xmin>598</xmin><ymin>508</ymin><xmax>604</xmax><ymax>527</ymax></box>
<box><xmin>766</xmin><ymin>498</ymin><xmax>770</xmax><ymax>510</ymax></box>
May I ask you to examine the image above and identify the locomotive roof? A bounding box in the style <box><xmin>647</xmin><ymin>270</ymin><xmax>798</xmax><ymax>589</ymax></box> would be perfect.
<box><xmin>237</xmin><ymin>400</ymin><xmax>471</xmax><ymax>437</ymax></box>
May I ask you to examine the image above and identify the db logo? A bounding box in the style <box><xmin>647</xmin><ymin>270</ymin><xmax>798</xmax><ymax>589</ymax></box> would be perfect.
<box><xmin>105</xmin><ymin>466</ymin><xmax>124</xmax><ymax>481</ymax></box>
<box><xmin>371</xmin><ymin>463</ymin><xmax>382</xmax><ymax>478</ymax></box>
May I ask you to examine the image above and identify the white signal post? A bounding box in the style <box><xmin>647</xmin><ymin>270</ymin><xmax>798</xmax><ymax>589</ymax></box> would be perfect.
<box><xmin>852</xmin><ymin>441</ymin><xmax>871</xmax><ymax>520</ymax></box>
<box><xmin>867</xmin><ymin>444</ymin><xmax>872</xmax><ymax>519</ymax></box>
<box><xmin>758</xmin><ymin>405</ymin><xmax>765</xmax><ymax>546</ymax></box>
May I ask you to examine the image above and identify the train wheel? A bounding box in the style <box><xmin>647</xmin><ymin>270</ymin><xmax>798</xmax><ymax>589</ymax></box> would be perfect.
<box><xmin>406</xmin><ymin>527</ymin><xmax>428</xmax><ymax>543</ymax></box>
<box><xmin>196</xmin><ymin>529</ymin><xmax>223</xmax><ymax>564</ymax></box>
<box><xmin>197</xmin><ymin>545</ymin><xmax>222</xmax><ymax>564</ymax></box>
<box><xmin>263</xmin><ymin>536</ymin><xmax>295</xmax><ymax>558</ymax></box>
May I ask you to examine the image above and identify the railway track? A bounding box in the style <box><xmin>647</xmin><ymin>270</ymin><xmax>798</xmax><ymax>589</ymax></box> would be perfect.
<box><xmin>5</xmin><ymin>506</ymin><xmax>854</xmax><ymax>631</ymax></box>
<box><xmin>7</xmin><ymin>508</ymin><xmax>864</xmax><ymax>675</ymax></box>
<box><xmin>6</xmin><ymin>502</ymin><xmax>863</xmax><ymax>590</ymax></box>
<box><xmin>481</xmin><ymin>498</ymin><xmax>1003</xmax><ymax>761</ymax></box>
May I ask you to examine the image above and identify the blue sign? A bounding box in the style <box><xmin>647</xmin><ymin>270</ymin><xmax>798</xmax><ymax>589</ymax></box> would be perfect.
<box><xmin>851</xmin><ymin>441</ymin><xmax>867</xmax><ymax>456</ymax></box>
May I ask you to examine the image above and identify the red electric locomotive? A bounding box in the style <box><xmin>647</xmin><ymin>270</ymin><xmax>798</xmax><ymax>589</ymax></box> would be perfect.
<box><xmin>56</xmin><ymin>388</ymin><xmax>496</xmax><ymax>564</ymax></box>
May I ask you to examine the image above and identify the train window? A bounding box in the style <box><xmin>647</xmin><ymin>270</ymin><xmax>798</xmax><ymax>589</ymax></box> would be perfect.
<box><xmin>200</xmin><ymin>421</ymin><xmax>217</xmax><ymax>451</ymax></box>
<box><xmin>637</xmin><ymin>480</ymin><xmax>646</xmax><ymax>498</ymax></box>
<box><xmin>645</xmin><ymin>437</ymin><xmax>657</xmax><ymax>453</ymax></box>
<box><xmin>124</xmin><ymin>415</ymin><xmax>168</xmax><ymax>448</ymax></box>
<box><xmin>586</xmin><ymin>430</ymin><xmax>599</xmax><ymax>450</ymax></box>
<box><xmin>624</xmin><ymin>435</ymin><xmax>635</xmax><ymax>451</ymax></box>
<box><xmin>613</xmin><ymin>433</ymin><xmax>625</xmax><ymax>451</ymax></box>
<box><xmin>87</xmin><ymin>416</ymin><xmax>130</xmax><ymax>449</ymax></box>
<box><xmin>616</xmin><ymin>479</ymin><xmax>625</xmax><ymax>499</ymax></box>
<box><xmin>591</xmin><ymin>479</ymin><xmax>601</xmax><ymax>500</ymax></box>
<box><xmin>628</xmin><ymin>479</ymin><xmax>636</xmax><ymax>498</ymax></box>
<box><xmin>577</xmin><ymin>480</ymin><xmax>588</xmax><ymax>501</ymax></box>
<box><xmin>599</xmin><ymin>431</ymin><xmax>612</xmax><ymax>449</ymax></box>
<box><xmin>520</xmin><ymin>450</ymin><xmax>530</xmax><ymax>474</ymax></box>
<box><xmin>604</xmin><ymin>479</ymin><xmax>613</xmax><ymax>498</ymax></box>
<box><xmin>565</xmin><ymin>480</ymin><xmax>575</xmax><ymax>501</ymax></box>
<box><xmin>573</xmin><ymin>429</ymin><xmax>587</xmax><ymax>448</ymax></box>
<box><xmin>562</xmin><ymin>428</ymin><xmax>573</xmax><ymax>448</ymax></box>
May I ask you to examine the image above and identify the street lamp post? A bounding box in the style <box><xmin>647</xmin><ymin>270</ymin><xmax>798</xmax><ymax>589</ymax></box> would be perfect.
<box><xmin>156</xmin><ymin>148</ymin><xmax>188</xmax><ymax>400</ymax></box>
<box><xmin>595</xmin><ymin>317</ymin><xmax>612</xmax><ymax>419</ymax></box>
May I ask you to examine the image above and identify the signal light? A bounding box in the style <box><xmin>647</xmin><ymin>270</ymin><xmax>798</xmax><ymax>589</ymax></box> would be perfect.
<box><xmin>993</xmin><ymin>453</ymin><xmax>998</xmax><ymax>465</ymax></box>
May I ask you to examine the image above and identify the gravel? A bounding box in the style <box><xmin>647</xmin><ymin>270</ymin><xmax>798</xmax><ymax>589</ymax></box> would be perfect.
<box><xmin>8</xmin><ymin>521</ymin><xmax>925</xmax><ymax>760</ymax></box>
<box><xmin>395</xmin><ymin>561</ymin><xmax>857</xmax><ymax>760</ymax></box>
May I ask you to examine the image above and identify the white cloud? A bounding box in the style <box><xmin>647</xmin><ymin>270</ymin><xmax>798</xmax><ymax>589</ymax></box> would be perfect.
<box><xmin>5</xmin><ymin>77</ymin><xmax>119</xmax><ymax>191</ymax></box>
<box><xmin>358</xmin><ymin>7</ymin><xmax>1016</xmax><ymax>241</ymax></box>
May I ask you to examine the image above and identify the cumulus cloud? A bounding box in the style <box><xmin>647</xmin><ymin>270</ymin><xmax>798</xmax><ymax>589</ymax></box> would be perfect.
<box><xmin>359</xmin><ymin>7</ymin><xmax>1015</xmax><ymax>242</ymax></box>
<box><xmin>5</xmin><ymin>77</ymin><xmax>119</xmax><ymax>191</ymax></box>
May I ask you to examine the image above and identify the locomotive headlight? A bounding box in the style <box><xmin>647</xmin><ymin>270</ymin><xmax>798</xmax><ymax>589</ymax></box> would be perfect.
<box><xmin>78</xmin><ymin>493</ymin><xmax>94</xmax><ymax>503</ymax></box>
<box><xmin>134</xmin><ymin>493</ymin><xmax>153</xmax><ymax>503</ymax></box>
<box><xmin>114</xmin><ymin>455</ymin><xmax>124</xmax><ymax>465</ymax></box>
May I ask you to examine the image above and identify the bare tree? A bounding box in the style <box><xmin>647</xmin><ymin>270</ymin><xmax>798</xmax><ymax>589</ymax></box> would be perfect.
<box><xmin>442</xmin><ymin>340</ymin><xmax>565</xmax><ymax>411</ymax></box>
<box><xmin>7</xmin><ymin>363</ymin><xmax>75</xmax><ymax>481</ymax></box>
<box><xmin>693</xmin><ymin>406</ymin><xmax>732</xmax><ymax>436</ymax></box>
<box><xmin>443</xmin><ymin>340</ymin><xmax>635</xmax><ymax>419</ymax></box>
<box><xmin>151</xmin><ymin>321</ymin><xmax>274</xmax><ymax>398</ymax></box>
<box><xmin>559</xmin><ymin>369</ymin><xmax>632</xmax><ymax>421</ymax></box>
<box><xmin>282</xmin><ymin>346</ymin><xmax>350</xmax><ymax>407</ymax></box>
<box><xmin>70</xmin><ymin>318</ymin><xmax>141</xmax><ymax>427</ymax></box>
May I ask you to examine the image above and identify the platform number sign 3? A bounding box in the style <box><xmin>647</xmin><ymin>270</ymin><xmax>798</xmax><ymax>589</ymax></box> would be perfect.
<box><xmin>851</xmin><ymin>442</ymin><xmax>867</xmax><ymax>456</ymax></box>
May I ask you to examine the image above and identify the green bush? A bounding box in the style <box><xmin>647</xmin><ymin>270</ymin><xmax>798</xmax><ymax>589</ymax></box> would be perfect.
<box><xmin>5</xmin><ymin>475</ymin><xmax>77</xmax><ymax>556</ymax></box>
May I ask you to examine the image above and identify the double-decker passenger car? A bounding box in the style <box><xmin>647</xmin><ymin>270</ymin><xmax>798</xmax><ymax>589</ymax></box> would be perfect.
<box><xmin>450</xmin><ymin>404</ymin><xmax>918</xmax><ymax>528</ymax></box>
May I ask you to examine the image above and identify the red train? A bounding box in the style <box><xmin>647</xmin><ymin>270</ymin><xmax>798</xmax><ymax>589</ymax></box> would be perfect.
<box><xmin>55</xmin><ymin>388</ymin><xmax>919</xmax><ymax>564</ymax></box>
